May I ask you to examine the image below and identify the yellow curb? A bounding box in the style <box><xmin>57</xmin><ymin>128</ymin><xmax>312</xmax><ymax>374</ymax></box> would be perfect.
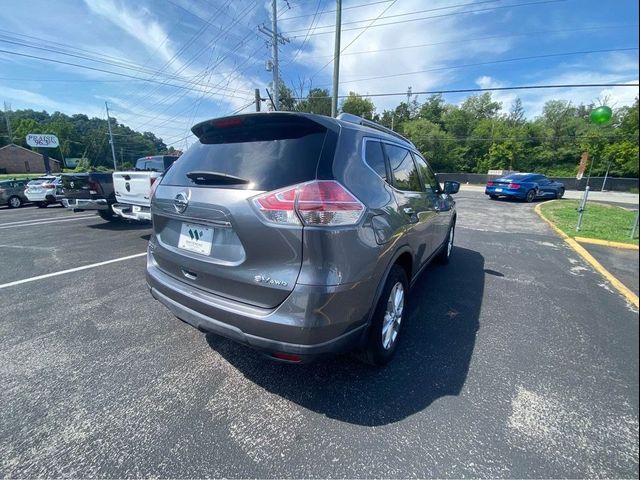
<box><xmin>534</xmin><ymin>203</ymin><xmax>639</xmax><ymax>309</ymax></box>
<box><xmin>574</xmin><ymin>236</ymin><xmax>639</xmax><ymax>250</ymax></box>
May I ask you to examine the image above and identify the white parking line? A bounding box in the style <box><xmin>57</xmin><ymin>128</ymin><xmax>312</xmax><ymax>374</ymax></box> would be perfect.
<box><xmin>0</xmin><ymin>215</ymin><xmax>96</xmax><ymax>229</ymax></box>
<box><xmin>0</xmin><ymin>252</ymin><xmax>147</xmax><ymax>290</ymax></box>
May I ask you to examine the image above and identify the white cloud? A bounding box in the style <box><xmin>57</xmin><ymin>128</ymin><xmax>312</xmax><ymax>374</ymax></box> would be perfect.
<box><xmin>279</xmin><ymin>0</ymin><xmax>515</xmax><ymax>111</ymax></box>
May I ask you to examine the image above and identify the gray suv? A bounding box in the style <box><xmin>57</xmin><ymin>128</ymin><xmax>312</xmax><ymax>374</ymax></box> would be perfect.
<box><xmin>146</xmin><ymin>112</ymin><xmax>459</xmax><ymax>365</ymax></box>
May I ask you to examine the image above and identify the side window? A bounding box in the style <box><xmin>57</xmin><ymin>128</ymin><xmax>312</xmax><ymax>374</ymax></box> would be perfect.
<box><xmin>412</xmin><ymin>153</ymin><xmax>440</xmax><ymax>193</ymax></box>
<box><xmin>385</xmin><ymin>144</ymin><xmax>422</xmax><ymax>192</ymax></box>
<box><xmin>364</xmin><ymin>140</ymin><xmax>387</xmax><ymax>182</ymax></box>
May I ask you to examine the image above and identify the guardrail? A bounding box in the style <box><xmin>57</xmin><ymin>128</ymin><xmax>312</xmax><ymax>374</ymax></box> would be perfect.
<box><xmin>436</xmin><ymin>173</ymin><xmax>639</xmax><ymax>192</ymax></box>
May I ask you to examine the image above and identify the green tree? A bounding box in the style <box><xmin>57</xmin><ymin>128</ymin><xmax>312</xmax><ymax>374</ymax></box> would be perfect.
<box><xmin>297</xmin><ymin>88</ymin><xmax>331</xmax><ymax>116</ymax></box>
<box><xmin>402</xmin><ymin>118</ymin><xmax>455</xmax><ymax>172</ymax></box>
<box><xmin>417</xmin><ymin>94</ymin><xmax>446</xmax><ymax>125</ymax></box>
<box><xmin>340</xmin><ymin>92</ymin><xmax>375</xmax><ymax>119</ymax></box>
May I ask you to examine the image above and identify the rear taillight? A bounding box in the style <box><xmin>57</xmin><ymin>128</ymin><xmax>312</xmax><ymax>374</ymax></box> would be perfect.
<box><xmin>253</xmin><ymin>180</ymin><xmax>364</xmax><ymax>227</ymax></box>
<box><xmin>88</xmin><ymin>180</ymin><xmax>101</xmax><ymax>195</ymax></box>
<box><xmin>487</xmin><ymin>181</ymin><xmax>495</xmax><ymax>186</ymax></box>
<box><xmin>150</xmin><ymin>176</ymin><xmax>160</xmax><ymax>199</ymax></box>
<box><xmin>41</xmin><ymin>183</ymin><xmax>55</xmax><ymax>188</ymax></box>
<box><xmin>508</xmin><ymin>183</ymin><xmax>520</xmax><ymax>189</ymax></box>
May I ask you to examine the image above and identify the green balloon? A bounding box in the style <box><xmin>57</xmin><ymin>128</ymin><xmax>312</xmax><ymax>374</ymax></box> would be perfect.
<box><xmin>590</xmin><ymin>106</ymin><xmax>613</xmax><ymax>125</ymax></box>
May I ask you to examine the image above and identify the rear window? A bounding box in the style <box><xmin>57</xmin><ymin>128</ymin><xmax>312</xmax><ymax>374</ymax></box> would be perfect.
<box><xmin>135</xmin><ymin>157</ymin><xmax>165</xmax><ymax>171</ymax></box>
<box><xmin>163</xmin><ymin>117</ymin><xmax>330</xmax><ymax>191</ymax></box>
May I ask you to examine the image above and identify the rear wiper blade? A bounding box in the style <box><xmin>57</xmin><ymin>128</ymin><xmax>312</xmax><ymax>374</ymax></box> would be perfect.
<box><xmin>186</xmin><ymin>171</ymin><xmax>250</xmax><ymax>185</ymax></box>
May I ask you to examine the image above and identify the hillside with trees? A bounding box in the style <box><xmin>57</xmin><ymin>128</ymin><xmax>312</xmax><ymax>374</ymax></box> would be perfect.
<box><xmin>2</xmin><ymin>90</ymin><xmax>638</xmax><ymax>177</ymax></box>
<box><xmin>284</xmin><ymin>84</ymin><xmax>639</xmax><ymax>178</ymax></box>
<box><xmin>0</xmin><ymin>109</ymin><xmax>179</xmax><ymax>170</ymax></box>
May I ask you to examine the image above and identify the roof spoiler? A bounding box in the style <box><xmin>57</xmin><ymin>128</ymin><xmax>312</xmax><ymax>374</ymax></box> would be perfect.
<box><xmin>337</xmin><ymin>113</ymin><xmax>415</xmax><ymax>147</ymax></box>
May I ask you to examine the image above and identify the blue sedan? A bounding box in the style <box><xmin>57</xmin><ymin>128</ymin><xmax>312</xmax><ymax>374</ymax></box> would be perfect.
<box><xmin>485</xmin><ymin>173</ymin><xmax>565</xmax><ymax>202</ymax></box>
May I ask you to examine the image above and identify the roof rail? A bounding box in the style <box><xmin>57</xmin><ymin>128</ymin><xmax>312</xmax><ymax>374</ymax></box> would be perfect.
<box><xmin>336</xmin><ymin>112</ymin><xmax>415</xmax><ymax>147</ymax></box>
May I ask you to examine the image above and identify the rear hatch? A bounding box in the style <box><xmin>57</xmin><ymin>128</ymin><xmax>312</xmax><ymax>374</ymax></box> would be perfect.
<box><xmin>113</xmin><ymin>171</ymin><xmax>158</xmax><ymax>206</ymax></box>
<box><xmin>151</xmin><ymin>113</ymin><xmax>338</xmax><ymax>309</ymax></box>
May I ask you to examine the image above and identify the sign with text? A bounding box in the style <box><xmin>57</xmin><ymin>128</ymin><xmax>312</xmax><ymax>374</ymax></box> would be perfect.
<box><xmin>26</xmin><ymin>133</ymin><xmax>59</xmax><ymax>148</ymax></box>
<box><xmin>576</xmin><ymin>152</ymin><xmax>589</xmax><ymax>180</ymax></box>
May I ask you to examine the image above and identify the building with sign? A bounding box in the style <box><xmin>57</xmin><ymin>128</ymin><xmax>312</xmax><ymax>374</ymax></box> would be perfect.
<box><xmin>0</xmin><ymin>144</ymin><xmax>61</xmax><ymax>174</ymax></box>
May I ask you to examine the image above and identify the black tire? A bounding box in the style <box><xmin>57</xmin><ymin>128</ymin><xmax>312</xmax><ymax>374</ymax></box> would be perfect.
<box><xmin>556</xmin><ymin>188</ymin><xmax>564</xmax><ymax>199</ymax></box>
<box><xmin>489</xmin><ymin>194</ymin><xmax>499</xmax><ymax>200</ymax></box>
<box><xmin>36</xmin><ymin>202</ymin><xmax>47</xmax><ymax>208</ymax></box>
<box><xmin>361</xmin><ymin>265</ymin><xmax>409</xmax><ymax>366</ymax></box>
<box><xmin>436</xmin><ymin>222</ymin><xmax>455</xmax><ymax>264</ymax></box>
<box><xmin>7</xmin><ymin>196</ymin><xmax>22</xmax><ymax>208</ymax></box>
<box><xmin>525</xmin><ymin>189</ymin><xmax>536</xmax><ymax>203</ymax></box>
<box><xmin>97</xmin><ymin>207</ymin><xmax>120</xmax><ymax>222</ymax></box>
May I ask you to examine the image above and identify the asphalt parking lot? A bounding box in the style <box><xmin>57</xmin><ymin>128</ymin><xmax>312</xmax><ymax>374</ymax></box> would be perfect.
<box><xmin>1</xmin><ymin>193</ymin><xmax>638</xmax><ymax>478</ymax></box>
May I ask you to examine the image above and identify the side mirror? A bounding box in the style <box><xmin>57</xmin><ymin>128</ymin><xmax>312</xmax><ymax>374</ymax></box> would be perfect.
<box><xmin>443</xmin><ymin>181</ymin><xmax>460</xmax><ymax>195</ymax></box>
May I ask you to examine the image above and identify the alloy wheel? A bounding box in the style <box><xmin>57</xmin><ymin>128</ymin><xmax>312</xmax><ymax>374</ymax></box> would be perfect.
<box><xmin>382</xmin><ymin>282</ymin><xmax>404</xmax><ymax>350</ymax></box>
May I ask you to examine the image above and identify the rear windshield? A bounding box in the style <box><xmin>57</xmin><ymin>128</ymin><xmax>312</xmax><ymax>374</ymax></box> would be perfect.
<box><xmin>135</xmin><ymin>157</ymin><xmax>165</xmax><ymax>171</ymax></box>
<box><xmin>162</xmin><ymin>117</ymin><xmax>330</xmax><ymax>191</ymax></box>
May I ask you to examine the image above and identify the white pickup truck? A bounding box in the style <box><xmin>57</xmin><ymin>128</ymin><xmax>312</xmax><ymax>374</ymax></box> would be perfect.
<box><xmin>112</xmin><ymin>155</ymin><xmax>179</xmax><ymax>221</ymax></box>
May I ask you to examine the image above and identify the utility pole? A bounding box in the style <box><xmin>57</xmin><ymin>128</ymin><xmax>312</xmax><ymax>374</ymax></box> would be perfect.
<box><xmin>331</xmin><ymin>0</ymin><xmax>342</xmax><ymax>117</ymax></box>
<box><xmin>271</xmin><ymin>0</ymin><xmax>279</xmax><ymax>110</ymax></box>
<box><xmin>105</xmin><ymin>101</ymin><xmax>118</xmax><ymax>171</ymax></box>
<box><xmin>255</xmin><ymin>88</ymin><xmax>262</xmax><ymax>112</ymax></box>
<box><xmin>3</xmin><ymin>102</ymin><xmax>12</xmax><ymax>143</ymax></box>
<box><xmin>258</xmin><ymin>3</ymin><xmax>289</xmax><ymax>111</ymax></box>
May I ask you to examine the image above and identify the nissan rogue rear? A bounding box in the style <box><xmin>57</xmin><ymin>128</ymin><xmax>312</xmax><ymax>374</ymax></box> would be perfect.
<box><xmin>146</xmin><ymin>112</ymin><xmax>459</xmax><ymax>365</ymax></box>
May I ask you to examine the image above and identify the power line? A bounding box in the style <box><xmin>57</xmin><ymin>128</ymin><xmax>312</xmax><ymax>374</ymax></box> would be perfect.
<box><xmin>282</xmin><ymin>0</ymin><xmax>325</xmax><ymax>66</ymax></box>
<box><xmin>313</xmin><ymin>24</ymin><xmax>639</xmax><ymax>58</ymax></box>
<box><xmin>0</xmin><ymin>48</ymin><xmax>253</xmax><ymax>99</ymax></box>
<box><xmin>330</xmin><ymin>47</ymin><xmax>639</xmax><ymax>85</ymax></box>
<box><xmin>289</xmin><ymin>82</ymin><xmax>640</xmax><ymax>100</ymax></box>
<box><xmin>287</xmin><ymin>0</ymin><xmax>567</xmax><ymax>39</ymax></box>
<box><xmin>279</xmin><ymin>0</ymin><xmax>394</xmax><ymax>21</ymax></box>
<box><xmin>310</xmin><ymin>0</ymin><xmax>399</xmax><ymax>81</ymax></box>
<box><xmin>286</xmin><ymin>0</ymin><xmax>504</xmax><ymax>33</ymax></box>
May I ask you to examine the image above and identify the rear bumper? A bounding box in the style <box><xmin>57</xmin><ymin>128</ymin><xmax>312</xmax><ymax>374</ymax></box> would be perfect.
<box><xmin>112</xmin><ymin>203</ymin><xmax>151</xmax><ymax>221</ymax></box>
<box><xmin>146</xmin><ymin>249</ymin><xmax>372</xmax><ymax>359</ymax></box>
<box><xmin>485</xmin><ymin>187</ymin><xmax>525</xmax><ymax>198</ymax></box>
<box><xmin>25</xmin><ymin>190</ymin><xmax>58</xmax><ymax>202</ymax></box>
<box><xmin>62</xmin><ymin>198</ymin><xmax>109</xmax><ymax>210</ymax></box>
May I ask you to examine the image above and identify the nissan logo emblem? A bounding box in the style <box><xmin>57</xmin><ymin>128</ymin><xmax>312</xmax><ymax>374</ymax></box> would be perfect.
<box><xmin>174</xmin><ymin>191</ymin><xmax>189</xmax><ymax>214</ymax></box>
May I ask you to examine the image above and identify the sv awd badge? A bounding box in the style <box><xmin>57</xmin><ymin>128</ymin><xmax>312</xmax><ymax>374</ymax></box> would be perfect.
<box><xmin>254</xmin><ymin>275</ymin><xmax>288</xmax><ymax>287</ymax></box>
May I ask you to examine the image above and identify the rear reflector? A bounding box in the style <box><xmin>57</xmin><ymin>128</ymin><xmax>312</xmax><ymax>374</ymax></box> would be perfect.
<box><xmin>486</xmin><ymin>181</ymin><xmax>495</xmax><ymax>186</ymax></box>
<box><xmin>253</xmin><ymin>180</ymin><xmax>364</xmax><ymax>227</ymax></box>
<box><xmin>271</xmin><ymin>352</ymin><xmax>302</xmax><ymax>362</ymax></box>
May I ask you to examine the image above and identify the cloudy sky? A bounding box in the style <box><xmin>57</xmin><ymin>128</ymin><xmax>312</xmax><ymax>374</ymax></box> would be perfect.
<box><xmin>0</xmin><ymin>0</ymin><xmax>638</xmax><ymax>150</ymax></box>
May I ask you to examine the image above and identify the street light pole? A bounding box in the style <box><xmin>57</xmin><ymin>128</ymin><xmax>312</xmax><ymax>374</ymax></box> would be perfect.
<box><xmin>331</xmin><ymin>0</ymin><xmax>342</xmax><ymax>117</ymax></box>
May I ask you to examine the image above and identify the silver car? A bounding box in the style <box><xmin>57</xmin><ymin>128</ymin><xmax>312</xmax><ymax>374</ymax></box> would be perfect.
<box><xmin>0</xmin><ymin>179</ymin><xmax>29</xmax><ymax>208</ymax></box>
<box><xmin>146</xmin><ymin>113</ymin><xmax>459</xmax><ymax>365</ymax></box>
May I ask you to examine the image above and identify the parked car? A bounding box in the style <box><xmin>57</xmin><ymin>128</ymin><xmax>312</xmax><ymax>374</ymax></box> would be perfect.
<box><xmin>112</xmin><ymin>155</ymin><xmax>179</xmax><ymax>221</ymax></box>
<box><xmin>146</xmin><ymin>112</ymin><xmax>460</xmax><ymax>365</ymax></box>
<box><xmin>485</xmin><ymin>173</ymin><xmax>565</xmax><ymax>202</ymax></box>
<box><xmin>0</xmin><ymin>179</ymin><xmax>29</xmax><ymax>208</ymax></box>
<box><xmin>24</xmin><ymin>176</ymin><xmax>64</xmax><ymax>207</ymax></box>
<box><xmin>61</xmin><ymin>172</ymin><xmax>119</xmax><ymax>221</ymax></box>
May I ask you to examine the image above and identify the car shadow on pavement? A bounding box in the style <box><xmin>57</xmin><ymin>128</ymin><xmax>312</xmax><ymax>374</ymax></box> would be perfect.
<box><xmin>87</xmin><ymin>220</ymin><xmax>151</xmax><ymax>231</ymax></box>
<box><xmin>206</xmin><ymin>246</ymin><xmax>484</xmax><ymax>426</ymax></box>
